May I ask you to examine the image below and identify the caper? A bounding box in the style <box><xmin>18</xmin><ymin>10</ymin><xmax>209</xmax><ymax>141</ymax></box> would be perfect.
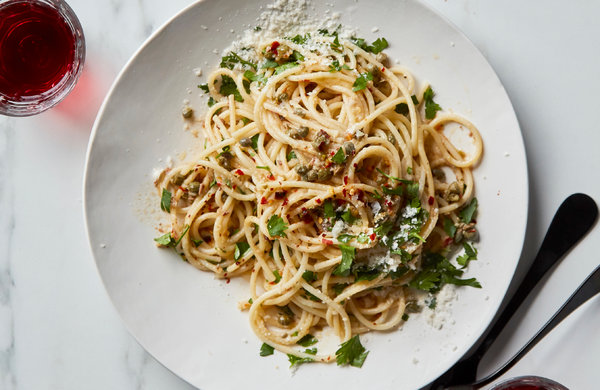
<box><xmin>239</xmin><ymin>137</ymin><xmax>253</xmax><ymax>147</ymax></box>
<box><xmin>181</xmin><ymin>106</ymin><xmax>194</xmax><ymax>119</ymax></box>
<box><xmin>405</xmin><ymin>301</ymin><xmax>422</xmax><ymax>313</ymax></box>
<box><xmin>188</xmin><ymin>181</ymin><xmax>200</xmax><ymax>194</ymax></box>
<box><xmin>295</xmin><ymin>164</ymin><xmax>309</xmax><ymax>175</ymax></box>
<box><xmin>455</xmin><ymin>222</ymin><xmax>478</xmax><ymax>242</ymax></box>
<box><xmin>306</xmin><ymin>169</ymin><xmax>318</xmax><ymax>182</ymax></box>
<box><xmin>366</xmin><ymin>63</ymin><xmax>381</xmax><ymax>84</ymax></box>
<box><xmin>341</xmin><ymin>142</ymin><xmax>354</xmax><ymax>157</ymax></box>
<box><xmin>277</xmin><ymin>313</ymin><xmax>293</xmax><ymax>326</ymax></box>
<box><xmin>444</xmin><ymin>181</ymin><xmax>462</xmax><ymax>202</ymax></box>
<box><xmin>317</xmin><ymin>168</ymin><xmax>332</xmax><ymax>181</ymax></box>
<box><xmin>312</xmin><ymin>130</ymin><xmax>330</xmax><ymax>151</ymax></box>
<box><xmin>293</xmin><ymin>107</ymin><xmax>306</xmax><ymax>117</ymax></box>
<box><xmin>172</xmin><ymin>172</ymin><xmax>186</xmax><ymax>186</ymax></box>
<box><xmin>289</xmin><ymin>126</ymin><xmax>309</xmax><ymax>140</ymax></box>
<box><xmin>217</xmin><ymin>153</ymin><xmax>233</xmax><ymax>170</ymax></box>
<box><xmin>387</xmin><ymin>133</ymin><xmax>396</xmax><ymax>145</ymax></box>
<box><xmin>432</xmin><ymin>168</ymin><xmax>446</xmax><ymax>181</ymax></box>
<box><xmin>376</xmin><ymin>52</ymin><xmax>388</xmax><ymax>66</ymax></box>
<box><xmin>277</xmin><ymin>92</ymin><xmax>289</xmax><ymax>103</ymax></box>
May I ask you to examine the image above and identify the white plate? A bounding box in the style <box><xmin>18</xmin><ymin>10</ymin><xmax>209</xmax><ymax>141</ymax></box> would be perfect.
<box><xmin>84</xmin><ymin>0</ymin><xmax>528</xmax><ymax>389</ymax></box>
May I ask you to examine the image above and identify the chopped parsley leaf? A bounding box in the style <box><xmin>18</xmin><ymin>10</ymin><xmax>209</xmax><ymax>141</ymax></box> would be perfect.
<box><xmin>207</xmin><ymin>96</ymin><xmax>216</xmax><ymax>107</ymax></box>
<box><xmin>219</xmin><ymin>75</ymin><xmax>243</xmax><ymax>102</ymax></box>
<box><xmin>250</xmin><ymin>134</ymin><xmax>259</xmax><ymax>152</ymax></box>
<box><xmin>331</xmin><ymin>147</ymin><xmax>346</xmax><ymax>164</ymax></box>
<box><xmin>302</xmin><ymin>270</ymin><xmax>317</xmax><ymax>283</ymax></box>
<box><xmin>333</xmin><ymin>245</ymin><xmax>355</xmax><ymax>276</ymax></box>
<box><xmin>220</xmin><ymin>52</ymin><xmax>257</xmax><ymax>70</ymax></box>
<box><xmin>457</xmin><ymin>242</ymin><xmax>478</xmax><ymax>268</ymax></box>
<box><xmin>410</xmin><ymin>252</ymin><xmax>481</xmax><ymax>292</ymax></box>
<box><xmin>291</xmin><ymin>50</ymin><xmax>305</xmax><ymax>62</ymax></box>
<box><xmin>286</xmin><ymin>150</ymin><xmax>297</xmax><ymax>161</ymax></box>
<box><xmin>260</xmin><ymin>343</ymin><xmax>274</xmax><ymax>356</ymax></box>
<box><xmin>274</xmin><ymin>62</ymin><xmax>299</xmax><ymax>75</ymax></box>
<box><xmin>267</xmin><ymin>215</ymin><xmax>288</xmax><ymax>238</ymax></box>
<box><xmin>328</xmin><ymin>60</ymin><xmax>351</xmax><ymax>72</ymax></box>
<box><xmin>323</xmin><ymin>199</ymin><xmax>335</xmax><ymax>218</ymax></box>
<box><xmin>395</xmin><ymin>95</ymin><xmax>420</xmax><ymax>116</ymax></box>
<box><xmin>423</xmin><ymin>86</ymin><xmax>442</xmax><ymax>119</ymax></box>
<box><xmin>273</xmin><ymin>269</ymin><xmax>282</xmax><ymax>283</ymax></box>
<box><xmin>243</xmin><ymin>70</ymin><xmax>268</xmax><ymax>85</ymax></box>
<box><xmin>337</xmin><ymin>234</ymin><xmax>355</xmax><ymax>243</ymax></box>
<box><xmin>198</xmin><ymin>83</ymin><xmax>209</xmax><ymax>93</ymax></box>
<box><xmin>287</xmin><ymin>353</ymin><xmax>313</xmax><ymax>367</ymax></box>
<box><xmin>234</xmin><ymin>241</ymin><xmax>251</xmax><ymax>261</ymax></box>
<box><xmin>154</xmin><ymin>225</ymin><xmax>190</xmax><ymax>248</ymax></box>
<box><xmin>357</xmin><ymin>233</ymin><xmax>370</xmax><ymax>244</ymax></box>
<box><xmin>443</xmin><ymin>218</ymin><xmax>457</xmax><ymax>239</ymax></box>
<box><xmin>333</xmin><ymin>283</ymin><xmax>349</xmax><ymax>296</ymax></box>
<box><xmin>256</xmin><ymin>165</ymin><xmax>271</xmax><ymax>171</ymax></box>
<box><xmin>192</xmin><ymin>238</ymin><xmax>203</xmax><ymax>247</ymax></box>
<box><xmin>289</xmin><ymin>33</ymin><xmax>310</xmax><ymax>44</ymax></box>
<box><xmin>261</xmin><ymin>59</ymin><xmax>279</xmax><ymax>69</ymax></box>
<box><xmin>368</xmin><ymin>37</ymin><xmax>389</xmax><ymax>54</ymax></box>
<box><xmin>160</xmin><ymin>189</ymin><xmax>172</xmax><ymax>213</ymax></box>
<box><xmin>335</xmin><ymin>335</ymin><xmax>369</xmax><ymax>367</ymax></box>
<box><xmin>303</xmin><ymin>288</ymin><xmax>321</xmax><ymax>302</ymax></box>
<box><xmin>460</xmin><ymin>197</ymin><xmax>478</xmax><ymax>224</ymax></box>
<box><xmin>352</xmin><ymin>72</ymin><xmax>373</xmax><ymax>92</ymax></box>
<box><xmin>341</xmin><ymin>209</ymin><xmax>358</xmax><ymax>225</ymax></box>
<box><xmin>297</xmin><ymin>334</ymin><xmax>318</xmax><ymax>347</ymax></box>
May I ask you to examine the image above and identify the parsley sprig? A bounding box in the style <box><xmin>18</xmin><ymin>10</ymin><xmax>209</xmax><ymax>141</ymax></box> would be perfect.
<box><xmin>335</xmin><ymin>335</ymin><xmax>369</xmax><ymax>367</ymax></box>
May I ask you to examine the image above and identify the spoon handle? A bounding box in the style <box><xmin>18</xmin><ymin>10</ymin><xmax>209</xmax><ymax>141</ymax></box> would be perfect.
<box><xmin>471</xmin><ymin>264</ymin><xmax>600</xmax><ymax>388</ymax></box>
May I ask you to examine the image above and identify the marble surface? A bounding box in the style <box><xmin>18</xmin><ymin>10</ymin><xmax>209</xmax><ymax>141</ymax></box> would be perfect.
<box><xmin>1</xmin><ymin>0</ymin><xmax>599</xmax><ymax>389</ymax></box>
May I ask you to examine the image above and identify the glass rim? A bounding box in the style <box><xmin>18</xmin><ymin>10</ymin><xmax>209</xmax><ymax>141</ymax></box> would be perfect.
<box><xmin>490</xmin><ymin>375</ymin><xmax>569</xmax><ymax>390</ymax></box>
<box><xmin>0</xmin><ymin>0</ymin><xmax>86</xmax><ymax>117</ymax></box>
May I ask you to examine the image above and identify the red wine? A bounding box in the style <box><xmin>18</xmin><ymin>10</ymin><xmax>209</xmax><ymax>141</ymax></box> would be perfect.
<box><xmin>0</xmin><ymin>1</ymin><xmax>76</xmax><ymax>100</ymax></box>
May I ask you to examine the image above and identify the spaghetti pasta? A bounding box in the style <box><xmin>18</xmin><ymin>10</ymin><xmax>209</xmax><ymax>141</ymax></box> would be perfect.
<box><xmin>154</xmin><ymin>31</ymin><xmax>483</xmax><ymax>364</ymax></box>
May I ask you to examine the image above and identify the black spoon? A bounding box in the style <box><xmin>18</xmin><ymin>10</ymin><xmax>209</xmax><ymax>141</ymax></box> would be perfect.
<box><xmin>428</xmin><ymin>193</ymin><xmax>598</xmax><ymax>389</ymax></box>
<box><xmin>445</xmin><ymin>263</ymin><xmax>600</xmax><ymax>389</ymax></box>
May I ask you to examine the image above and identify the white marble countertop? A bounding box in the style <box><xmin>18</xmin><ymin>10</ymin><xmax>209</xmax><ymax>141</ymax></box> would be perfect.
<box><xmin>1</xmin><ymin>0</ymin><xmax>599</xmax><ymax>389</ymax></box>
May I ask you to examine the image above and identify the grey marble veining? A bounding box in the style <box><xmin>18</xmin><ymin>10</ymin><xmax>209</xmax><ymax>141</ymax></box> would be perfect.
<box><xmin>0</xmin><ymin>118</ymin><xmax>16</xmax><ymax>390</ymax></box>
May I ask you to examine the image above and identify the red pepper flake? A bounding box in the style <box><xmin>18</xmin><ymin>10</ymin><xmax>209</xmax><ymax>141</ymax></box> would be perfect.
<box><xmin>233</xmin><ymin>184</ymin><xmax>237</xmax><ymax>189</ymax></box>
<box><xmin>370</xmin><ymin>233</ymin><xmax>376</xmax><ymax>241</ymax></box>
<box><xmin>260</xmin><ymin>197</ymin><xmax>268</xmax><ymax>205</ymax></box>
<box><xmin>268</xmin><ymin>174</ymin><xmax>275</xmax><ymax>181</ymax></box>
<box><xmin>322</xmin><ymin>238</ymin><xmax>333</xmax><ymax>245</ymax></box>
<box><xmin>443</xmin><ymin>237</ymin><xmax>453</xmax><ymax>247</ymax></box>
<box><xmin>300</xmin><ymin>209</ymin><xmax>312</xmax><ymax>223</ymax></box>
<box><xmin>330</xmin><ymin>151</ymin><xmax>335</xmax><ymax>156</ymax></box>
<box><xmin>381</xmin><ymin>67</ymin><xmax>385</xmax><ymax>72</ymax></box>
<box><xmin>342</xmin><ymin>188</ymin><xmax>347</xmax><ymax>197</ymax></box>
<box><xmin>235</xmin><ymin>169</ymin><xmax>244</xmax><ymax>175</ymax></box>
<box><xmin>357</xmin><ymin>189</ymin><xmax>364</xmax><ymax>201</ymax></box>
<box><xmin>179</xmin><ymin>186</ymin><xmax>188</xmax><ymax>192</ymax></box>
<box><xmin>282</xmin><ymin>198</ymin><xmax>289</xmax><ymax>206</ymax></box>
<box><xmin>270</xmin><ymin>41</ymin><xmax>280</xmax><ymax>53</ymax></box>
<box><xmin>343</xmin><ymin>176</ymin><xmax>349</xmax><ymax>185</ymax></box>
<box><xmin>315</xmin><ymin>198</ymin><xmax>322</xmax><ymax>204</ymax></box>
<box><xmin>353</xmin><ymin>163</ymin><xmax>358</xmax><ymax>169</ymax></box>
<box><xmin>428</xmin><ymin>196</ymin><xmax>435</xmax><ymax>205</ymax></box>
<box><xmin>336</xmin><ymin>198</ymin><xmax>345</xmax><ymax>206</ymax></box>
<box><xmin>226</xmin><ymin>278</ymin><xmax>231</xmax><ymax>284</ymax></box>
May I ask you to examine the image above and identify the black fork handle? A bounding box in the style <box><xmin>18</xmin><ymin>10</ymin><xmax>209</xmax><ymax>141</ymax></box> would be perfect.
<box><xmin>430</xmin><ymin>193</ymin><xmax>598</xmax><ymax>389</ymax></box>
